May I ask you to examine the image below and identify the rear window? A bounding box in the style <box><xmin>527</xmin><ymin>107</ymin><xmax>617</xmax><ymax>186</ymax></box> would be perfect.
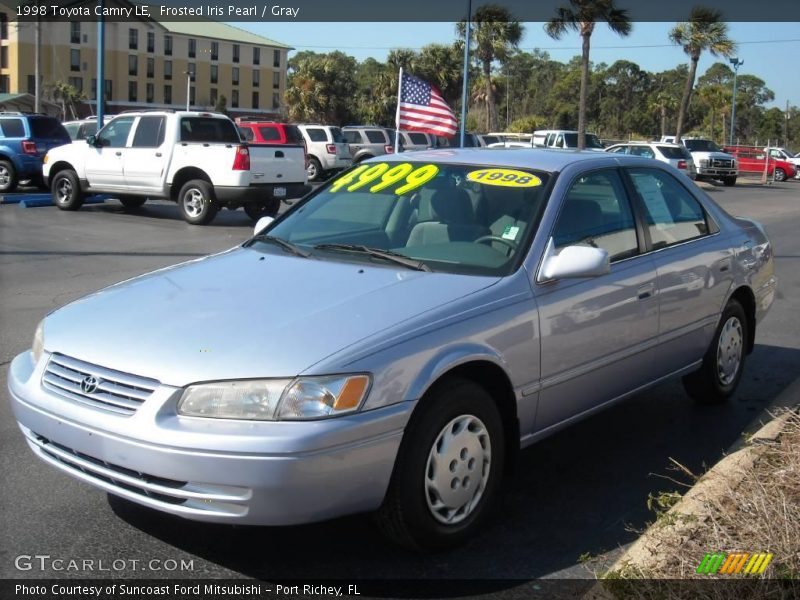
<box><xmin>365</xmin><ymin>130</ymin><xmax>388</xmax><ymax>144</ymax></box>
<box><xmin>238</xmin><ymin>126</ymin><xmax>254</xmax><ymax>141</ymax></box>
<box><xmin>304</xmin><ymin>127</ymin><xmax>328</xmax><ymax>142</ymax></box>
<box><xmin>284</xmin><ymin>125</ymin><xmax>304</xmax><ymax>144</ymax></box>
<box><xmin>329</xmin><ymin>127</ymin><xmax>345</xmax><ymax>143</ymax></box>
<box><xmin>482</xmin><ymin>135</ymin><xmax>499</xmax><ymax>145</ymax></box>
<box><xmin>0</xmin><ymin>118</ymin><xmax>25</xmax><ymax>138</ymax></box>
<box><xmin>258</xmin><ymin>126</ymin><xmax>282</xmax><ymax>141</ymax></box>
<box><xmin>179</xmin><ymin>117</ymin><xmax>239</xmax><ymax>143</ymax></box>
<box><xmin>658</xmin><ymin>146</ymin><xmax>686</xmax><ymax>159</ymax></box>
<box><xmin>29</xmin><ymin>117</ymin><xmax>70</xmax><ymax>140</ymax></box>
<box><xmin>407</xmin><ymin>133</ymin><xmax>428</xmax><ymax>145</ymax></box>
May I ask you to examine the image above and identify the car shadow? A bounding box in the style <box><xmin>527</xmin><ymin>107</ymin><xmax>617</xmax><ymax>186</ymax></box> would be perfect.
<box><xmin>109</xmin><ymin>343</ymin><xmax>800</xmax><ymax>585</ymax></box>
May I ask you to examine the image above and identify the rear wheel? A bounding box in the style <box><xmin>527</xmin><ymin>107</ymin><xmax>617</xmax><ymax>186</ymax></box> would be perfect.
<box><xmin>722</xmin><ymin>176</ymin><xmax>737</xmax><ymax>187</ymax></box>
<box><xmin>306</xmin><ymin>157</ymin><xmax>323</xmax><ymax>182</ymax></box>
<box><xmin>178</xmin><ymin>179</ymin><xmax>218</xmax><ymax>225</ymax></box>
<box><xmin>118</xmin><ymin>196</ymin><xmax>146</xmax><ymax>210</ymax></box>
<box><xmin>376</xmin><ymin>378</ymin><xmax>505</xmax><ymax>551</ymax></box>
<box><xmin>243</xmin><ymin>198</ymin><xmax>280</xmax><ymax>221</ymax></box>
<box><xmin>0</xmin><ymin>159</ymin><xmax>18</xmax><ymax>193</ymax></box>
<box><xmin>51</xmin><ymin>169</ymin><xmax>84</xmax><ymax>211</ymax></box>
<box><xmin>773</xmin><ymin>168</ymin><xmax>787</xmax><ymax>182</ymax></box>
<box><xmin>682</xmin><ymin>299</ymin><xmax>747</xmax><ymax>404</ymax></box>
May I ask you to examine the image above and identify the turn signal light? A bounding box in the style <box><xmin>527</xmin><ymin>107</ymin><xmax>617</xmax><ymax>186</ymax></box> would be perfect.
<box><xmin>232</xmin><ymin>145</ymin><xmax>250</xmax><ymax>170</ymax></box>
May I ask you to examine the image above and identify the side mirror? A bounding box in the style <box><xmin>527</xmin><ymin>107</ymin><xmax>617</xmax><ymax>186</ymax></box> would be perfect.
<box><xmin>538</xmin><ymin>238</ymin><xmax>610</xmax><ymax>282</ymax></box>
<box><xmin>86</xmin><ymin>135</ymin><xmax>97</xmax><ymax>146</ymax></box>
<box><xmin>254</xmin><ymin>216</ymin><xmax>274</xmax><ymax>236</ymax></box>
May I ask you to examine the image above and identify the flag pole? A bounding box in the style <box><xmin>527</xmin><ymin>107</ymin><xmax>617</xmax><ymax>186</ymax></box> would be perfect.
<box><xmin>394</xmin><ymin>67</ymin><xmax>403</xmax><ymax>154</ymax></box>
<box><xmin>459</xmin><ymin>0</ymin><xmax>472</xmax><ymax>147</ymax></box>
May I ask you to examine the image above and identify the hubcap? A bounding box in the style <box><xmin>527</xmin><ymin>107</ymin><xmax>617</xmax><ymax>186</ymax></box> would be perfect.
<box><xmin>307</xmin><ymin>162</ymin><xmax>317</xmax><ymax>179</ymax></box>
<box><xmin>425</xmin><ymin>414</ymin><xmax>491</xmax><ymax>525</ymax></box>
<box><xmin>183</xmin><ymin>188</ymin><xmax>205</xmax><ymax>218</ymax></box>
<box><xmin>717</xmin><ymin>316</ymin><xmax>743</xmax><ymax>386</ymax></box>
<box><xmin>0</xmin><ymin>165</ymin><xmax>9</xmax><ymax>186</ymax></box>
<box><xmin>775</xmin><ymin>169</ymin><xmax>786</xmax><ymax>182</ymax></box>
<box><xmin>55</xmin><ymin>178</ymin><xmax>72</xmax><ymax>203</ymax></box>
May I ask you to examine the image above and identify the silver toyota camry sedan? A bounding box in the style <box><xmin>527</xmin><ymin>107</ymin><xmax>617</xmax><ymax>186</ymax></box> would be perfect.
<box><xmin>8</xmin><ymin>148</ymin><xmax>776</xmax><ymax>550</ymax></box>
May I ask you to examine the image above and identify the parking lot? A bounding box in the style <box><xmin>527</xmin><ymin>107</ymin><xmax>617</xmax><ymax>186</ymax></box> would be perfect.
<box><xmin>1</xmin><ymin>177</ymin><xmax>799</xmax><ymax>581</ymax></box>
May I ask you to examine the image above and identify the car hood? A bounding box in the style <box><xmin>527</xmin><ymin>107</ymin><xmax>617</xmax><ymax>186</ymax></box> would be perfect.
<box><xmin>690</xmin><ymin>151</ymin><xmax>734</xmax><ymax>160</ymax></box>
<box><xmin>43</xmin><ymin>248</ymin><xmax>499</xmax><ymax>386</ymax></box>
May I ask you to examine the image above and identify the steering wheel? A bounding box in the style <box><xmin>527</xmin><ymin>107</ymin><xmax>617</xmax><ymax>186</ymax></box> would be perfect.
<box><xmin>474</xmin><ymin>235</ymin><xmax>518</xmax><ymax>250</ymax></box>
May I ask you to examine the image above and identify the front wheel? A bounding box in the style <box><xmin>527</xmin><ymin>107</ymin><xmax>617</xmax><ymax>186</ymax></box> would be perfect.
<box><xmin>243</xmin><ymin>198</ymin><xmax>280</xmax><ymax>221</ymax></box>
<box><xmin>178</xmin><ymin>179</ymin><xmax>218</xmax><ymax>225</ymax></box>
<box><xmin>773</xmin><ymin>168</ymin><xmax>787</xmax><ymax>182</ymax></box>
<box><xmin>0</xmin><ymin>159</ymin><xmax>18</xmax><ymax>193</ymax></box>
<box><xmin>682</xmin><ymin>299</ymin><xmax>748</xmax><ymax>404</ymax></box>
<box><xmin>722</xmin><ymin>176</ymin><xmax>737</xmax><ymax>187</ymax></box>
<box><xmin>51</xmin><ymin>169</ymin><xmax>84</xmax><ymax>211</ymax></box>
<box><xmin>376</xmin><ymin>378</ymin><xmax>504</xmax><ymax>551</ymax></box>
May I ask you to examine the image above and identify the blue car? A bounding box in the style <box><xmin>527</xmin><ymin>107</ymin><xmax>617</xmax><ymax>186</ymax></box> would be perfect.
<box><xmin>0</xmin><ymin>112</ymin><xmax>71</xmax><ymax>192</ymax></box>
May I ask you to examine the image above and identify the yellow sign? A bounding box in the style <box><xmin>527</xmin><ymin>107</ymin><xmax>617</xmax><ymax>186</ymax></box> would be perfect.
<box><xmin>329</xmin><ymin>163</ymin><xmax>440</xmax><ymax>195</ymax></box>
<box><xmin>466</xmin><ymin>168</ymin><xmax>542</xmax><ymax>188</ymax></box>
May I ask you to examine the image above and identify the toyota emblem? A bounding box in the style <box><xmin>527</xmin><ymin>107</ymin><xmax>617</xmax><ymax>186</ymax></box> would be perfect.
<box><xmin>80</xmin><ymin>375</ymin><xmax>100</xmax><ymax>394</ymax></box>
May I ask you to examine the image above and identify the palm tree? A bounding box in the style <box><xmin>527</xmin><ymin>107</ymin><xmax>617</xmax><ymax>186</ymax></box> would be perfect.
<box><xmin>545</xmin><ymin>0</ymin><xmax>631</xmax><ymax>149</ymax></box>
<box><xmin>649</xmin><ymin>91</ymin><xmax>679</xmax><ymax>138</ymax></box>
<box><xmin>457</xmin><ymin>5</ymin><xmax>523</xmax><ymax>132</ymax></box>
<box><xmin>669</xmin><ymin>7</ymin><xmax>735</xmax><ymax>142</ymax></box>
<box><xmin>697</xmin><ymin>84</ymin><xmax>729</xmax><ymax>142</ymax></box>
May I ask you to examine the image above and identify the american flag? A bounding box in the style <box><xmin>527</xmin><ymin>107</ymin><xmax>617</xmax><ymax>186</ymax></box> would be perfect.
<box><xmin>398</xmin><ymin>73</ymin><xmax>458</xmax><ymax>138</ymax></box>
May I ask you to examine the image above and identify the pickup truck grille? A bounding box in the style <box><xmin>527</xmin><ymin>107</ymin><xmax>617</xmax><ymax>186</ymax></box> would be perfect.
<box><xmin>42</xmin><ymin>354</ymin><xmax>159</xmax><ymax>416</ymax></box>
<box><xmin>711</xmin><ymin>158</ymin><xmax>734</xmax><ymax>169</ymax></box>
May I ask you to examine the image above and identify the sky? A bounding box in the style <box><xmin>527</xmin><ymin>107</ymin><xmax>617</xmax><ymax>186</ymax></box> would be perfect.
<box><xmin>244</xmin><ymin>21</ymin><xmax>800</xmax><ymax>109</ymax></box>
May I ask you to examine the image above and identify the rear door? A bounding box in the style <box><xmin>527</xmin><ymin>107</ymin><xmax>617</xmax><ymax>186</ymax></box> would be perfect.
<box><xmin>85</xmin><ymin>116</ymin><xmax>135</xmax><ymax>188</ymax></box>
<box><xmin>28</xmin><ymin>117</ymin><xmax>71</xmax><ymax>155</ymax></box>
<box><xmin>123</xmin><ymin>115</ymin><xmax>167</xmax><ymax>191</ymax></box>
<box><xmin>327</xmin><ymin>127</ymin><xmax>351</xmax><ymax>159</ymax></box>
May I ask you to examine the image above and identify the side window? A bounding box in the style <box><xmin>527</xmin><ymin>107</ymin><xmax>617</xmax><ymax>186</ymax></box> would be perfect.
<box><xmin>555</xmin><ymin>134</ymin><xmax>564</xmax><ymax>148</ymax></box>
<box><xmin>365</xmin><ymin>130</ymin><xmax>387</xmax><ymax>144</ymax></box>
<box><xmin>553</xmin><ymin>170</ymin><xmax>639</xmax><ymax>262</ymax></box>
<box><xmin>131</xmin><ymin>116</ymin><xmax>166</xmax><ymax>147</ymax></box>
<box><xmin>97</xmin><ymin>117</ymin><xmax>135</xmax><ymax>148</ymax></box>
<box><xmin>630</xmin><ymin>146</ymin><xmax>655</xmax><ymax>158</ymax></box>
<box><xmin>628</xmin><ymin>168</ymin><xmax>710</xmax><ymax>250</ymax></box>
<box><xmin>305</xmin><ymin>127</ymin><xmax>328</xmax><ymax>142</ymax></box>
<box><xmin>238</xmin><ymin>127</ymin><xmax>254</xmax><ymax>141</ymax></box>
<box><xmin>608</xmin><ymin>145</ymin><xmax>628</xmax><ymax>154</ymax></box>
<box><xmin>258</xmin><ymin>126</ymin><xmax>282</xmax><ymax>142</ymax></box>
<box><xmin>0</xmin><ymin>118</ymin><xmax>25</xmax><ymax>137</ymax></box>
<box><xmin>343</xmin><ymin>130</ymin><xmax>361</xmax><ymax>144</ymax></box>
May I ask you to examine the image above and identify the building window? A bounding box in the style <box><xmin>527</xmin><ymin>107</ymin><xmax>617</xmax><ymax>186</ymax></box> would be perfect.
<box><xmin>68</xmin><ymin>77</ymin><xmax>83</xmax><ymax>93</ymax></box>
<box><xmin>27</xmin><ymin>75</ymin><xmax>35</xmax><ymax>94</ymax></box>
<box><xmin>273</xmin><ymin>75</ymin><xmax>280</xmax><ymax>89</ymax></box>
<box><xmin>147</xmin><ymin>57</ymin><xmax>154</xmax><ymax>78</ymax></box>
<box><xmin>252</xmin><ymin>91</ymin><xmax>259</xmax><ymax>109</ymax></box>
<box><xmin>129</xmin><ymin>28</ymin><xmax>138</xmax><ymax>50</ymax></box>
<box><xmin>105</xmin><ymin>80</ymin><xmax>112</xmax><ymax>101</ymax></box>
<box><xmin>273</xmin><ymin>50</ymin><xmax>280</xmax><ymax>68</ymax></box>
<box><xmin>164</xmin><ymin>35</ymin><xmax>172</xmax><ymax>56</ymax></box>
<box><xmin>188</xmin><ymin>38</ymin><xmax>196</xmax><ymax>58</ymax></box>
<box><xmin>210</xmin><ymin>65</ymin><xmax>218</xmax><ymax>84</ymax></box>
<box><xmin>252</xmin><ymin>69</ymin><xmax>260</xmax><ymax>87</ymax></box>
<box><xmin>147</xmin><ymin>31</ymin><xmax>155</xmax><ymax>53</ymax></box>
<box><xmin>187</xmin><ymin>62</ymin><xmax>196</xmax><ymax>77</ymax></box>
<box><xmin>128</xmin><ymin>55</ymin><xmax>137</xmax><ymax>76</ymax></box>
<box><xmin>164</xmin><ymin>60</ymin><xmax>172</xmax><ymax>80</ymax></box>
<box><xmin>189</xmin><ymin>86</ymin><xmax>195</xmax><ymax>106</ymax></box>
<box><xmin>210</xmin><ymin>88</ymin><xmax>217</xmax><ymax>105</ymax></box>
<box><xmin>232</xmin><ymin>44</ymin><xmax>239</xmax><ymax>63</ymax></box>
<box><xmin>253</xmin><ymin>47</ymin><xmax>260</xmax><ymax>65</ymax></box>
<box><xmin>0</xmin><ymin>75</ymin><xmax>9</xmax><ymax>94</ymax></box>
<box><xmin>128</xmin><ymin>81</ymin><xmax>137</xmax><ymax>102</ymax></box>
<box><xmin>164</xmin><ymin>85</ymin><xmax>172</xmax><ymax>104</ymax></box>
<box><xmin>71</xmin><ymin>49</ymin><xmax>80</xmax><ymax>72</ymax></box>
<box><xmin>146</xmin><ymin>83</ymin><xmax>154</xmax><ymax>103</ymax></box>
<box><xmin>0</xmin><ymin>46</ymin><xmax>7</xmax><ymax>69</ymax></box>
<box><xmin>211</xmin><ymin>41</ymin><xmax>218</xmax><ymax>61</ymax></box>
<box><xmin>272</xmin><ymin>92</ymin><xmax>280</xmax><ymax>109</ymax></box>
<box><xmin>0</xmin><ymin>13</ymin><xmax>7</xmax><ymax>40</ymax></box>
<box><xmin>231</xmin><ymin>90</ymin><xmax>239</xmax><ymax>108</ymax></box>
<box><xmin>71</xmin><ymin>22</ymin><xmax>81</xmax><ymax>44</ymax></box>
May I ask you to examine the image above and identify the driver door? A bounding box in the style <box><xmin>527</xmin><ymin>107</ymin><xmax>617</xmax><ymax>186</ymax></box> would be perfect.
<box><xmin>85</xmin><ymin>116</ymin><xmax>135</xmax><ymax>189</ymax></box>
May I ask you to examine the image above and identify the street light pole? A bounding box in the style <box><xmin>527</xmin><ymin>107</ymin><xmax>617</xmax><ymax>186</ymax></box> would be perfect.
<box><xmin>183</xmin><ymin>71</ymin><xmax>192</xmax><ymax>111</ymax></box>
<box><xmin>459</xmin><ymin>0</ymin><xmax>472</xmax><ymax>147</ymax></box>
<box><xmin>729</xmin><ymin>57</ymin><xmax>743</xmax><ymax>146</ymax></box>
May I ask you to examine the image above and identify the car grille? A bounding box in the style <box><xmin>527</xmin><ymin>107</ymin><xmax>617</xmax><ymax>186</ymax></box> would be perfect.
<box><xmin>42</xmin><ymin>354</ymin><xmax>159</xmax><ymax>416</ymax></box>
<box><xmin>711</xmin><ymin>158</ymin><xmax>734</xmax><ymax>168</ymax></box>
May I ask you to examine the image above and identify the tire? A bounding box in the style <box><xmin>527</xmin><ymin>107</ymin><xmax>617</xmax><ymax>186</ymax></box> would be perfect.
<box><xmin>376</xmin><ymin>378</ymin><xmax>505</xmax><ymax>551</ymax></box>
<box><xmin>118</xmin><ymin>196</ymin><xmax>146</xmax><ymax>210</ymax></box>
<box><xmin>178</xmin><ymin>179</ymin><xmax>218</xmax><ymax>225</ymax></box>
<box><xmin>355</xmin><ymin>154</ymin><xmax>374</xmax><ymax>164</ymax></box>
<box><xmin>51</xmin><ymin>169</ymin><xmax>84</xmax><ymax>211</ymax></box>
<box><xmin>682</xmin><ymin>299</ymin><xmax>748</xmax><ymax>405</ymax></box>
<box><xmin>243</xmin><ymin>198</ymin><xmax>280</xmax><ymax>221</ymax></box>
<box><xmin>306</xmin><ymin>157</ymin><xmax>323</xmax><ymax>182</ymax></box>
<box><xmin>773</xmin><ymin>168</ymin><xmax>786</xmax><ymax>182</ymax></box>
<box><xmin>722</xmin><ymin>176</ymin><xmax>737</xmax><ymax>187</ymax></box>
<box><xmin>0</xmin><ymin>159</ymin><xmax>18</xmax><ymax>193</ymax></box>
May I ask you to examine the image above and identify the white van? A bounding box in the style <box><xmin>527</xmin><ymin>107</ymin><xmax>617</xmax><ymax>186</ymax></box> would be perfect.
<box><xmin>534</xmin><ymin>129</ymin><xmax>605</xmax><ymax>151</ymax></box>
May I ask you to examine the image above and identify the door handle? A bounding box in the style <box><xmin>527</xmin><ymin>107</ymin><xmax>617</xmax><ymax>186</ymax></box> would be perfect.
<box><xmin>275</xmin><ymin>150</ymin><xmax>284</xmax><ymax>158</ymax></box>
<box><xmin>155</xmin><ymin>152</ymin><xmax>162</xmax><ymax>157</ymax></box>
<box><xmin>115</xmin><ymin>151</ymin><xmax>122</xmax><ymax>156</ymax></box>
<box><xmin>637</xmin><ymin>283</ymin><xmax>655</xmax><ymax>300</ymax></box>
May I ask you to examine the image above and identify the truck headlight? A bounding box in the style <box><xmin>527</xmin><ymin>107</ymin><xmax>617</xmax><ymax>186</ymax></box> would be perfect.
<box><xmin>177</xmin><ymin>374</ymin><xmax>371</xmax><ymax>421</ymax></box>
<box><xmin>700</xmin><ymin>159</ymin><xmax>709</xmax><ymax>166</ymax></box>
<box><xmin>32</xmin><ymin>319</ymin><xmax>45</xmax><ymax>364</ymax></box>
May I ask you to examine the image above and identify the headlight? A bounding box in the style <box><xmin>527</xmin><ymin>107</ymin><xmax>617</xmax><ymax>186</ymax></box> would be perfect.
<box><xmin>32</xmin><ymin>319</ymin><xmax>45</xmax><ymax>364</ymax></box>
<box><xmin>177</xmin><ymin>374</ymin><xmax>371</xmax><ymax>421</ymax></box>
<box><xmin>700</xmin><ymin>159</ymin><xmax>709</xmax><ymax>166</ymax></box>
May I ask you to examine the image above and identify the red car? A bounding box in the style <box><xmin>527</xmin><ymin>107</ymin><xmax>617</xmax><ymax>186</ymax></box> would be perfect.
<box><xmin>724</xmin><ymin>145</ymin><xmax>797</xmax><ymax>182</ymax></box>
<box><xmin>236</xmin><ymin>121</ymin><xmax>307</xmax><ymax>165</ymax></box>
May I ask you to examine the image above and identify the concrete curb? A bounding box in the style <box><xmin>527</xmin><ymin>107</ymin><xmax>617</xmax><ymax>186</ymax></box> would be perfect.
<box><xmin>591</xmin><ymin>378</ymin><xmax>800</xmax><ymax>587</ymax></box>
<box><xmin>17</xmin><ymin>196</ymin><xmax>107</xmax><ymax>208</ymax></box>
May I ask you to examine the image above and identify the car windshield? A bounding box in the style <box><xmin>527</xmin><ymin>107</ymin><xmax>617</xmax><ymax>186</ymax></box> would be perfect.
<box><xmin>684</xmin><ymin>139</ymin><xmax>723</xmax><ymax>152</ymax></box>
<box><xmin>564</xmin><ymin>133</ymin><xmax>604</xmax><ymax>149</ymax></box>
<box><xmin>263</xmin><ymin>161</ymin><xmax>551</xmax><ymax>276</ymax></box>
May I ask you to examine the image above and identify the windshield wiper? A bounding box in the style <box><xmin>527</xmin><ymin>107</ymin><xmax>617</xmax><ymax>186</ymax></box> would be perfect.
<box><xmin>248</xmin><ymin>235</ymin><xmax>311</xmax><ymax>258</ymax></box>
<box><xmin>313</xmin><ymin>243</ymin><xmax>431</xmax><ymax>272</ymax></box>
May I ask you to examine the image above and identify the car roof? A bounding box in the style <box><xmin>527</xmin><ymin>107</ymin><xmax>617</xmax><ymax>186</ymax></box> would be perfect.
<box><xmin>613</xmin><ymin>141</ymin><xmax>683</xmax><ymax>147</ymax></box>
<box><xmin>373</xmin><ymin>147</ymin><xmax>645</xmax><ymax>172</ymax></box>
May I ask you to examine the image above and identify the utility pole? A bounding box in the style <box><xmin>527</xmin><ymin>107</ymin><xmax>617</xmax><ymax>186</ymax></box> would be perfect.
<box><xmin>784</xmin><ymin>99</ymin><xmax>789</xmax><ymax>146</ymax></box>
<box><xmin>34</xmin><ymin>14</ymin><xmax>40</xmax><ymax>113</ymax></box>
<box><xmin>96</xmin><ymin>0</ymin><xmax>104</xmax><ymax>124</ymax></box>
<box><xmin>728</xmin><ymin>57</ymin><xmax>743</xmax><ymax>146</ymax></box>
<box><xmin>459</xmin><ymin>0</ymin><xmax>472</xmax><ymax>147</ymax></box>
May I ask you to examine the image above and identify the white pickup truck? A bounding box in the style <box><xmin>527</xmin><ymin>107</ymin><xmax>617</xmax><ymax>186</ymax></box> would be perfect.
<box><xmin>43</xmin><ymin>111</ymin><xmax>307</xmax><ymax>225</ymax></box>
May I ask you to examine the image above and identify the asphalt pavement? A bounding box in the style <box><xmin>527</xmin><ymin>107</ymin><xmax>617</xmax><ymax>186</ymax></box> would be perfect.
<box><xmin>1</xmin><ymin>179</ymin><xmax>799</xmax><ymax>582</ymax></box>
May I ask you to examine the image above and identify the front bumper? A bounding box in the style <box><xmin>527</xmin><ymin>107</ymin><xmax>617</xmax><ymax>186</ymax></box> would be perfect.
<box><xmin>697</xmin><ymin>167</ymin><xmax>737</xmax><ymax>178</ymax></box>
<box><xmin>8</xmin><ymin>351</ymin><xmax>408</xmax><ymax>525</ymax></box>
